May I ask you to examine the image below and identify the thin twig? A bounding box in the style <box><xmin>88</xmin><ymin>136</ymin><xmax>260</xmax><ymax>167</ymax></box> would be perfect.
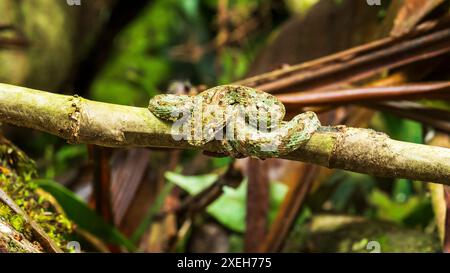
<box><xmin>367</xmin><ymin>101</ymin><xmax>450</xmax><ymax>134</ymax></box>
<box><xmin>236</xmin><ymin>18</ymin><xmax>450</xmax><ymax>93</ymax></box>
<box><xmin>0</xmin><ymin>188</ymin><xmax>62</xmax><ymax>253</ymax></box>
<box><xmin>277</xmin><ymin>82</ymin><xmax>450</xmax><ymax>107</ymax></box>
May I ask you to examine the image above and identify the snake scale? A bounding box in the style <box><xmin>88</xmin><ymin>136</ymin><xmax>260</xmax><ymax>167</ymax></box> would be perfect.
<box><xmin>148</xmin><ymin>85</ymin><xmax>321</xmax><ymax>158</ymax></box>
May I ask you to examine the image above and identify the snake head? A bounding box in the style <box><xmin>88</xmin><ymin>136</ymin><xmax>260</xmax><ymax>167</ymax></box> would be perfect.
<box><xmin>148</xmin><ymin>94</ymin><xmax>193</xmax><ymax>121</ymax></box>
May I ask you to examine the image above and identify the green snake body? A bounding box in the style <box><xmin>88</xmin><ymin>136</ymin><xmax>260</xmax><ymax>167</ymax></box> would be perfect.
<box><xmin>148</xmin><ymin>85</ymin><xmax>321</xmax><ymax>158</ymax></box>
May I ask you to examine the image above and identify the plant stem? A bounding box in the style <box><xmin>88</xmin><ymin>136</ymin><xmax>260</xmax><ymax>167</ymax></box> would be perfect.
<box><xmin>1</xmin><ymin>83</ymin><xmax>449</xmax><ymax>184</ymax></box>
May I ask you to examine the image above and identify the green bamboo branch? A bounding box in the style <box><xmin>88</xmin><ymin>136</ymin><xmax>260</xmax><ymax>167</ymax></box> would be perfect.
<box><xmin>0</xmin><ymin>83</ymin><xmax>449</xmax><ymax>184</ymax></box>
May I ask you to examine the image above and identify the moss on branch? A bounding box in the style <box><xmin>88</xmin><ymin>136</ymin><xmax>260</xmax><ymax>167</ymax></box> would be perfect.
<box><xmin>0</xmin><ymin>83</ymin><xmax>449</xmax><ymax>184</ymax></box>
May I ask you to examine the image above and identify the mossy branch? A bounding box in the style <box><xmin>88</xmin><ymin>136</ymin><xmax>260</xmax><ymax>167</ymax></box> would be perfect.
<box><xmin>0</xmin><ymin>83</ymin><xmax>449</xmax><ymax>184</ymax></box>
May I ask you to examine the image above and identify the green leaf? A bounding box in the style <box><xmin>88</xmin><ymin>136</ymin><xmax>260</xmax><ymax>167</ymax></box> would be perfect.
<box><xmin>207</xmin><ymin>183</ymin><xmax>246</xmax><ymax>232</ymax></box>
<box><xmin>218</xmin><ymin>48</ymin><xmax>250</xmax><ymax>84</ymax></box>
<box><xmin>165</xmin><ymin>171</ymin><xmax>218</xmax><ymax>195</ymax></box>
<box><xmin>55</xmin><ymin>145</ymin><xmax>86</xmax><ymax>163</ymax></box>
<box><xmin>165</xmin><ymin>172</ymin><xmax>288</xmax><ymax>233</ymax></box>
<box><xmin>327</xmin><ymin>171</ymin><xmax>376</xmax><ymax>212</ymax></box>
<box><xmin>392</xmin><ymin>178</ymin><xmax>412</xmax><ymax>203</ymax></box>
<box><xmin>368</xmin><ymin>189</ymin><xmax>429</xmax><ymax>225</ymax></box>
<box><xmin>180</xmin><ymin>0</ymin><xmax>199</xmax><ymax>19</ymax></box>
<box><xmin>33</xmin><ymin>179</ymin><xmax>135</xmax><ymax>251</ymax></box>
<box><xmin>207</xmin><ymin>180</ymin><xmax>288</xmax><ymax>233</ymax></box>
<box><xmin>373</xmin><ymin>112</ymin><xmax>423</xmax><ymax>144</ymax></box>
<box><xmin>284</xmin><ymin>0</ymin><xmax>320</xmax><ymax>16</ymax></box>
<box><xmin>211</xmin><ymin>157</ymin><xmax>232</xmax><ymax>169</ymax></box>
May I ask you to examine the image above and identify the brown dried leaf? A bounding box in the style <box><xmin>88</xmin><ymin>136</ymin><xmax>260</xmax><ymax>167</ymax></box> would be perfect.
<box><xmin>427</xmin><ymin>134</ymin><xmax>450</xmax><ymax>251</ymax></box>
